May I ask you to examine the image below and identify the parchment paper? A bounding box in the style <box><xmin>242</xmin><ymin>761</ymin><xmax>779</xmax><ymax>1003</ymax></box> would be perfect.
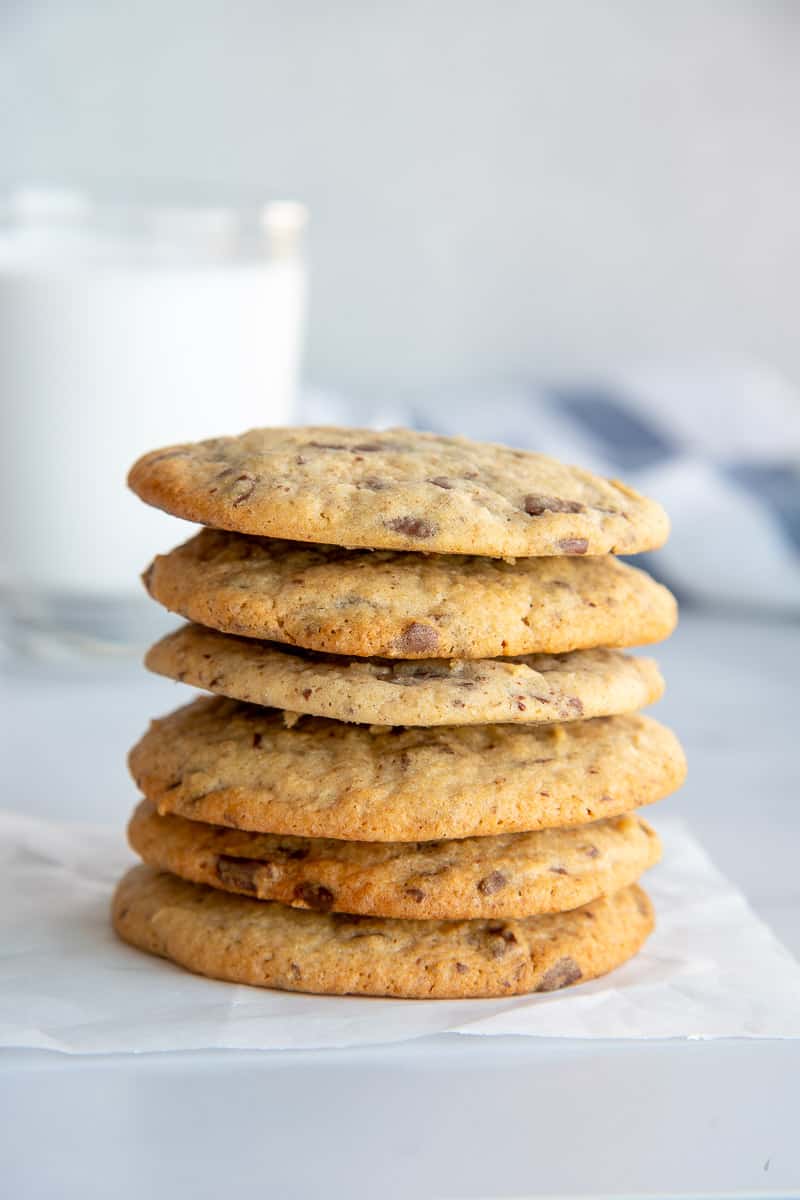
<box><xmin>2</xmin><ymin>810</ymin><xmax>798</xmax><ymax>1053</ymax></box>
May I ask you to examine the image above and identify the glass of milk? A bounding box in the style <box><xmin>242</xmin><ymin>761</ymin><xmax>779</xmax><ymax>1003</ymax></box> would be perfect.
<box><xmin>0</xmin><ymin>187</ymin><xmax>308</xmax><ymax>658</ymax></box>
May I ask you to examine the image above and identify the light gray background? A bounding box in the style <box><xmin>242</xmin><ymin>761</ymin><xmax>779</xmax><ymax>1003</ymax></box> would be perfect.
<box><xmin>3</xmin><ymin>0</ymin><xmax>800</xmax><ymax>400</ymax></box>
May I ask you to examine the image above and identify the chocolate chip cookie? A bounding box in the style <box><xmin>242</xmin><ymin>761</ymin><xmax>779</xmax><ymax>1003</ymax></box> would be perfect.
<box><xmin>143</xmin><ymin>529</ymin><xmax>677</xmax><ymax>658</ymax></box>
<box><xmin>129</xmin><ymin>698</ymin><xmax>685</xmax><ymax>841</ymax></box>
<box><xmin>128</xmin><ymin>800</ymin><xmax>660</xmax><ymax>920</ymax></box>
<box><xmin>128</xmin><ymin>426</ymin><xmax>669</xmax><ymax>558</ymax></box>
<box><xmin>145</xmin><ymin>624</ymin><xmax>664</xmax><ymax>727</ymax></box>
<box><xmin>112</xmin><ymin>864</ymin><xmax>655</xmax><ymax>998</ymax></box>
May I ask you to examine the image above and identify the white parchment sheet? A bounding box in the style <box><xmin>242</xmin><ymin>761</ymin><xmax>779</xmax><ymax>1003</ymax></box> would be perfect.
<box><xmin>2</xmin><ymin>810</ymin><xmax>798</xmax><ymax>1053</ymax></box>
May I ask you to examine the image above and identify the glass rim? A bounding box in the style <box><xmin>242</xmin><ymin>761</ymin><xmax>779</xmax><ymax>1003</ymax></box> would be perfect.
<box><xmin>0</xmin><ymin>185</ymin><xmax>308</xmax><ymax>265</ymax></box>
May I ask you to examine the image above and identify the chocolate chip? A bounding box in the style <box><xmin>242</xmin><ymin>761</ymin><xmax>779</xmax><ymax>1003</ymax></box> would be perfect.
<box><xmin>537</xmin><ymin>956</ymin><xmax>583</xmax><ymax>992</ymax></box>
<box><xmin>307</xmin><ymin>441</ymin><xmax>347</xmax><ymax>450</ymax></box>
<box><xmin>455</xmin><ymin>962</ymin><xmax>469</xmax><ymax>974</ymax></box>
<box><xmin>289</xmin><ymin>962</ymin><xmax>302</xmax><ymax>980</ymax></box>
<box><xmin>463</xmin><ymin>471</ymin><xmax>479</xmax><ymax>479</ymax></box>
<box><xmin>581</xmin><ymin>844</ymin><xmax>600</xmax><ymax>858</ymax></box>
<box><xmin>477</xmin><ymin>871</ymin><xmax>507</xmax><ymax>895</ymax></box>
<box><xmin>557</xmin><ymin>538</ymin><xmax>589</xmax><ymax>555</ymax></box>
<box><xmin>396</xmin><ymin>622</ymin><xmax>439</xmax><ymax>655</ymax></box>
<box><xmin>302</xmin><ymin>688</ymin><xmax>312</xmax><ymax>699</ymax></box>
<box><xmin>385</xmin><ymin>516</ymin><xmax>437</xmax><ymax>539</ymax></box>
<box><xmin>358</xmin><ymin>477</ymin><xmax>387</xmax><ymax>491</ymax></box>
<box><xmin>252</xmin><ymin>732</ymin><xmax>263</xmax><ymax>749</ymax></box>
<box><xmin>523</xmin><ymin>495</ymin><xmax>585</xmax><ymax>516</ymax></box>
<box><xmin>352</xmin><ymin>442</ymin><xmax>384</xmax><ymax>452</ymax></box>
<box><xmin>428</xmin><ymin>476</ymin><xmax>453</xmax><ymax>489</ymax></box>
<box><xmin>277</xmin><ymin>844</ymin><xmax>310</xmax><ymax>860</ymax></box>
<box><xmin>294</xmin><ymin>882</ymin><xmax>335</xmax><ymax>911</ymax></box>
<box><xmin>405</xmin><ymin>887</ymin><xmax>426</xmax><ymax>903</ymax></box>
<box><xmin>208</xmin><ymin>675</ymin><xmax>223</xmax><ymax>688</ymax></box>
<box><xmin>216</xmin><ymin>856</ymin><xmax>261</xmax><ymax>895</ymax></box>
<box><xmin>549</xmin><ymin>866</ymin><xmax>568</xmax><ymax>875</ymax></box>
<box><xmin>484</xmin><ymin>923</ymin><xmax>518</xmax><ymax>957</ymax></box>
<box><xmin>231</xmin><ymin>473</ymin><xmax>257</xmax><ymax>506</ymax></box>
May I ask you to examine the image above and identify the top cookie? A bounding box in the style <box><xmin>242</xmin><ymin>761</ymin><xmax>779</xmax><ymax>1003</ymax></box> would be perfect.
<box><xmin>128</xmin><ymin>426</ymin><xmax>669</xmax><ymax>557</ymax></box>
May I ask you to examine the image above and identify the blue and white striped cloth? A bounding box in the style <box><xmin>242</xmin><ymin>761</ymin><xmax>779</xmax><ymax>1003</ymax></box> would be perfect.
<box><xmin>302</xmin><ymin>361</ymin><xmax>800</xmax><ymax>611</ymax></box>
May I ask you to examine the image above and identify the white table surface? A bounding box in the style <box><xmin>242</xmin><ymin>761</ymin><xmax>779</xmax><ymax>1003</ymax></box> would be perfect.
<box><xmin>1</xmin><ymin>610</ymin><xmax>798</xmax><ymax>1199</ymax></box>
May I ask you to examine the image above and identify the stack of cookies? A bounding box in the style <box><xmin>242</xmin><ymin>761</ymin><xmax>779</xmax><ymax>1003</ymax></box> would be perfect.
<box><xmin>113</xmin><ymin>427</ymin><xmax>686</xmax><ymax>999</ymax></box>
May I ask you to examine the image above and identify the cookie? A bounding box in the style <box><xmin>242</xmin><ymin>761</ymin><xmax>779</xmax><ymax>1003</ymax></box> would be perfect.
<box><xmin>112</xmin><ymin>865</ymin><xmax>654</xmax><ymax>999</ymax></box>
<box><xmin>129</xmin><ymin>698</ymin><xmax>685</xmax><ymax>841</ymax></box>
<box><xmin>128</xmin><ymin>426</ymin><xmax>669</xmax><ymax>558</ymax></box>
<box><xmin>143</xmin><ymin>529</ymin><xmax>677</xmax><ymax>659</ymax></box>
<box><xmin>128</xmin><ymin>799</ymin><xmax>661</xmax><ymax>920</ymax></box>
<box><xmin>145</xmin><ymin>624</ymin><xmax>664</xmax><ymax>727</ymax></box>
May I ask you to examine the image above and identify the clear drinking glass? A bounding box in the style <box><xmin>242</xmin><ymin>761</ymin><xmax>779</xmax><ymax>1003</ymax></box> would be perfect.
<box><xmin>0</xmin><ymin>187</ymin><xmax>308</xmax><ymax>658</ymax></box>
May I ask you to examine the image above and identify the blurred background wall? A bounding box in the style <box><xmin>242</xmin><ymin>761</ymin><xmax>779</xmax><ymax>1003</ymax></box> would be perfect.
<box><xmin>3</xmin><ymin>0</ymin><xmax>799</xmax><ymax>403</ymax></box>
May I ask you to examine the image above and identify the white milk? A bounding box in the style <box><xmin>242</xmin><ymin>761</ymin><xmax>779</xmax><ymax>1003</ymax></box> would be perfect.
<box><xmin>0</xmin><ymin>194</ymin><xmax>307</xmax><ymax>612</ymax></box>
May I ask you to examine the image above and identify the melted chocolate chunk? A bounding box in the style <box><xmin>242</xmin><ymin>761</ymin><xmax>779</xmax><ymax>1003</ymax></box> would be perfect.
<box><xmin>523</xmin><ymin>495</ymin><xmax>585</xmax><ymax>516</ymax></box>
<box><xmin>294</xmin><ymin>881</ymin><xmax>335</xmax><ymax>912</ymax></box>
<box><xmin>216</xmin><ymin>856</ymin><xmax>261</xmax><ymax>895</ymax></box>
<box><xmin>557</xmin><ymin>538</ymin><xmax>589</xmax><ymax>555</ymax></box>
<box><xmin>385</xmin><ymin>516</ymin><xmax>437</xmax><ymax>539</ymax></box>
<box><xmin>485</xmin><ymin>924</ymin><xmax>518</xmax><ymax>958</ymax></box>
<box><xmin>477</xmin><ymin>871</ymin><xmax>508</xmax><ymax>896</ymax></box>
<box><xmin>395</xmin><ymin>622</ymin><xmax>439</xmax><ymax>655</ymax></box>
<box><xmin>537</xmin><ymin>956</ymin><xmax>583</xmax><ymax>992</ymax></box>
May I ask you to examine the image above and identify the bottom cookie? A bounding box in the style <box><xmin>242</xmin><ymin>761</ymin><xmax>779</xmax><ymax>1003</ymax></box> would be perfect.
<box><xmin>112</xmin><ymin>865</ymin><xmax>654</xmax><ymax>999</ymax></box>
